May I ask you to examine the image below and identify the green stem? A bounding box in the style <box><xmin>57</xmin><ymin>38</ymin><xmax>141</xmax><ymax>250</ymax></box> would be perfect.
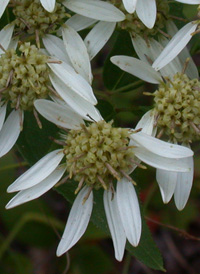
<box><xmin>113</xmin><ymin>80</ymin><xmax>143</xmax><ymax>93</ymax></box>
<box><xmin>6</xmin><ymin>8</ymin><xmax>10</xmax><ymax>23</ymax></box>
<box><xmin>0</xmin><ymin>212</ymin><xmax>64</xmax><ymax>259</ymax></box>
<box><xmin>143</xmin><ymin>183</ymin><xmax>157</xmax><ymax>212</ymax></box>
<box><xmin>122</xmin><ymin>252</ymin><xmax>132</xmax><ymax>274</ymax></box>
<box><xmin>0</xmin><ymin>162</ymin><xmax>28</xmax><ymax>172</ymax></box>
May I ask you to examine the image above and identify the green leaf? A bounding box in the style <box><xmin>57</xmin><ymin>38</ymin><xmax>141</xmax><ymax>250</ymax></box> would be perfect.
<box><xmin>16</xmin><ymin>111</ymin><xmax>58</xmax><ymax>165</ymax></box>
<box><xmin>55</xmin><ymin>182</ymin><xmax>165</xmax><ymax>271</ymax></box>
<box><xmin>103</xmin><ymin>31</ymin><xmax>141</xmax><ymax>92</ymax></box>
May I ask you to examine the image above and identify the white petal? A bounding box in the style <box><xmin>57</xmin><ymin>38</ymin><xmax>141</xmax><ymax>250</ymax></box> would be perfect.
<box><xmin>131</xmin><ymin>132</ymin><xmax>193</xmax><ymax>158</ymax></box>
<box><xmin>40</xmin><ymin>0</ymin><xmax>55</xmax><ymax>12</ymax></box>
<box><xmin>122</xmin><ymin>0</ymin><xmax>137</xmax><ymax>13</ymax></box>
<box><xmin>63</xmin><ymin>0</ymin><xmax>125</xmax><ymax>22</ymax></box>
<box><xmin>0</xmin><ymin>0</ymin><xmax>9</xmax><ymax>19</ymax></box>
<box><xmin>34</xmin><ymin>99</ymin><xmax>84</xmax><ymax>129</ymax></box>
<box><xmin>0</xmin><ymin>109</ymin><xmax>22</xmax><ymax>158</ymax></box>
<box><xmin>111</xmin><ymin>56</ymin><xmax>162</xmax><ymax>84</ymax></box>
<box><xmin>6</xmin><ymin>165</ymin><xmax>66</xmax><ymax>209</ymax></box>
<box><xmin>175</xmin><ymin>0</ymin><xmax>200</xmax><ymax>3</ymax></box>
<box><xmin>156</xmin><ymin>169</ymin><xmax>177</xmax><ymax>203</ymax></box>
<box><xmin>8</xmin><ymin>37</ymin><xmax>19</xmax><ymax>50</ymax></box>
<box><xmin>57</xmin><ymin>186</ymin><xmax>93</xmax><ymax>256</ymax></box>
<box><xmin>133</xmin><ymin>147</ymin><xmax>192</xmax><ymax>172</ymax></box>
<box><xmin>49</xmin><ymin>62</ymin><xmax>97</xmax><ymax>105</ymax></box>
<box><xmin>7</xmin><ymin>149</ymin><xmax>64</xmax><ymax>193</ymax></box>
<box><xmin>165</xmin><ymin>20</ymin><xmax>198</xmax><ymax>79</ymax></box>
<box><xmin>49</xmin><ymin>74</ymin><xmax>102</xmax><ymax>122</ymax></box>
<box><xmin>135</xmin><ymin>110</ymin><xmax>155</xmax><ymax>136</ymax></box>
<box><xmin>0</xmin><ymin>103</ymin><xmax>7</xmax><ymax>131</ymax></box>
<box><xmin>174</xmin><ymin>157</ymin><xmax>194</xmax><ymax>211</ymax></box>
<box><xmin>62</xmin><ymin>25</ymin><xmax>92</xmax><ymax>84</ymax></box>
<box><xmin>104</xmin><ymin>189</ymin><xmax>126</xmax><ymax>261</ymax></box>
<box><xmin>0</xmin><ymin>24</ymin><xmax>15</xmax><ymax>54</ymax></box>
<box><xmin>117</xmin><ymin>178</ymin><xmax>141</xmax><ymax>246</ymax></box>
<box><xmin>152</xmin><ymin>22</ymin><xmax>198</xmax><ymax>71</ymax></box>
<box><xmin>84</xmin><ymin>21</ymin><xmax>116</xmax><ymax>60</ymax></box>
<box><xmin>131</xmin><ymin>35</ymin><xmax>153</xmax><ymax>63</ymax></box>
<box><xmin>136</xmin><ymin>0</ymin><xmax>156</xmax><ymax>29</ymax></box>
<box><xmin>43</xmin><ymin>35</ymin><xmax>71</xmax><ymax>64</ymax></box>
<box><xmin>65</xmin><ymin>14</ymin><xmax>97</xmax><ymax>32</ymax></box>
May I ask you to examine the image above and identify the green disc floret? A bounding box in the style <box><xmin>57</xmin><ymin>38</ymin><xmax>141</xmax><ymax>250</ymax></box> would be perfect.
<box><xmin>154</xmin><ymin>73</ymin><xmax>200</xmax><ymax>143</ymax></box>
<box><xmin>0</xmin><ymin>42</ymin><xmax>50</xmax><ymax>110</ymax></box>
<box><xmin>63</xmin><ymin>120</ymin><xmax>134</xmax><ymax>190</ymax></box>
<box><xmin>13</xmin><ymin>0</ymin><xmax>66</xmax><ymax>36</ymax></box>
<box><xmin>110</xmin><ymin>0</ymin><xmax>169</xmax><ymax>36</ymax></box>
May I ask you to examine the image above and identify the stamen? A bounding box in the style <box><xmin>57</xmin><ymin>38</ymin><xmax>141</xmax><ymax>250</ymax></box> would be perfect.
<box><xmin>76</xmin><ymin>164</ymin><xmax>93</xmax><ymax>174</ymax></box>
<box><xmin>47</xmin><ymin>85</ymin><xmax>61</xmax><ymax>98</ymax></box>
<box><xmin>49</xmin><ymin>136</ymin><xmax>66</xmax><ymax>146</ymax></box>
<box><xmin>130</xmin><ymin>158</ymin><xmax>147</xmax><ymax>169</ymax></box>
<box><xmin>119</xmin><ymin>169</ymin><xmax>137</xmax><ymax>185</ymax></box>
<box><xmin>16</xmin><ymin>95</ymin><xmax>21</xmax><ymax>110</ymax></box>
<box><xmin>47</xmin><ymin>59</ymin><xmax>62</xmax><ymax>64</ymax></box>
<box><xmin>182</xmin><ymin>58</ymin><xmax>190</xmax><ymax>74</ymax></box>
<box><xmin>18</xmin><ymin>17</ymin><xmax>31</xmax><ymax>29</ymax></box>
<box><xmin>143</xmin><ymin>92</ymin><xmax>154</xmax><ymax>96</ymax></box>
<box><xmin>169</xmin><ymin>15</ymin><xmax>187</xmax><ymax>22</ymax></box>
<box><xmin>81</xmin><ymin>124</ymin><xmax>90</xmax><ymax>135</ymax></box>
<box><xmin>82</xmin><ymin>187</ymin><xmax>93</xmax><ymax>205</ymax></box>
<box><xmin>190</xmin><ymin>121</ymin><xmax>200</xmax><ymax>134</ymax></box>
<box><xmin>6</xmin><ymin>70</ymin><xmax>14</xmax><ymax>87</ymax></box>
<box><xmin>35</xmin><ymin>29</ymin><xmax>40</xmax><ymax>49</ymax></box>
<box><xmin>0</xmin><ymin>44</ymin><xmax>6</xmax><ymax>52</ymax></box>
<box><xmin>156</xmin><ymin>128</ymin><xmax>164</xmax><ymax>139</ymax></box>
<box><xmin>97</xmin><ymin>175</ymin><xmax>107</xmax><ymax>190</ymax></box>
<box><xmin>105</xmin><ymin>163</ymin><xmax>121</xmax><ymax>181</ymax></box>
<box><xmin>55</xmin><ymin>175</ymin><xmax>69</xmax><ymax>187</ymax></box>
<box><xmin>75</xmin><ymin>176</ymin><xmax>85</xmax><ymax>194</ymax></box>
<box><xmin>69</xmin><ymin>153</ymin><xmax>86</xmax><ymax>162</ymax></box>
<box><xmin>157</xmin><ymin>28</ymin><xmax>171</xmax><ymax>38</ymax></box>
<box><xmin>144</xmin><ymin>54</ymin><xmax>153</xmax><ymax>65</ymax></box>
<box><xmin>19</xmin><ymin>109</ymin><xmax>23</xmax><ymax>130</ymax></box>
<box><xmin>33</xmin><ymin>108</ymin><xmax>42</xmax><ymax>129</ymax></box>
<box><xmin>117</xmin><ymin>145</ymin><xmax>136</xmax><ymax>152</ymax></box>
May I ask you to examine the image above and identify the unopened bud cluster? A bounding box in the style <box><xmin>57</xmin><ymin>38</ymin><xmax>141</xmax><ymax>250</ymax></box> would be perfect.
<box><xmin>63</xmin><ymin>120</ymin><xmax>134</xmax><ymax>189</ymax></box>
<box><xmin>154</xmin><ymin>73</ymin><xmax>200</xmax><ymax>143</ymax></box>
<box><xmin>13</xmin><ymin>0</ymin><xmax>66</xmax><ymax>36</ymax></box>
<box><xmin>0</xmin><ymin>43</ymin><xmax>50</xmax><ymax>110</ymax></box>
<box><xmin>111</xmin><ymin>0</ymin><xmax>169</xmax><ymax>36</ymax></box>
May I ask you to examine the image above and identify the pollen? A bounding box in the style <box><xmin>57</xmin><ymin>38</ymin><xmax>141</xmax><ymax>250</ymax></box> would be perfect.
<box><xmin>0</xmin><ymin>42</ymin><xmax>50</xmax><ymax>110</ymax></box>
<box><xmin>154</xmin><ymin>73</ymin><xmax>200</xmax><ymax>143</ymax></box>
<box><xmin>63</xmin><ymin>120</ymin><xmax>134</xmax><ymax>190</ymax></box>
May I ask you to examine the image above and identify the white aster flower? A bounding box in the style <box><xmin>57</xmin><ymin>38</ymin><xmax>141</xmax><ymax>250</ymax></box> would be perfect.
<box><xmin>111</xmin><ymin>35</ymin><xmax>199</xmax><ymax>210</ymax></box>
<box><xmin>1</xmin><ymin>0</ymin><xmax>56</xmax><ymax>19</ymax></box>
<box><xmin>6</xmin><ymin>98</ymin><xmax>193</xmax><ymax>260</ymax></box>
<box><xmin>62</xmin><ymin>0</ymin><xmax>170</xmax><ymax>60</ymax></box>
<box><xmin>0</xmin><ymin>23</ymin><xmax>97</xmax><ymax>159</ymax></box>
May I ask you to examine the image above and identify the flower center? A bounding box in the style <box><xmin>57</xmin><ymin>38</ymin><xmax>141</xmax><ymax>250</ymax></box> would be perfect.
<box><xmin>154</xmin><ymin>73</ymin><xmax>200</xmax><ymax>143</ymax></box>
<box><xmin>63</xmin><ymin>120</ymin><xmax>134</xmax><ymax>190</ymax></box>
<box><xmin>110</xmin><ymin>0</ymin><xmax>169</xmax><ymax>37</ymax></box>
<box><xmin>0</xmin><ymin>42</ymin><xmax>50</xmax><ymax>110</ymax></box>
<box><xmin>13</xmin><ymin>0</ymin><xmax>67</xmax><ymax>36</ymax></box>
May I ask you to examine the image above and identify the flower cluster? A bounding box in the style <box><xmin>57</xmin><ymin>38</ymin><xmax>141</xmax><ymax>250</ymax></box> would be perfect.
<box><xmin>1</xmin><ymin>0</ymin><xmax>199</xmax><ymax>265</ymax></box>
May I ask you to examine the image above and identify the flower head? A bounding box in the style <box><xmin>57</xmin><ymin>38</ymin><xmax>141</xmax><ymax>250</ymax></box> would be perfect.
<box><xmin>0</xmin><ymin>23</ymin><xmax>97</xmax><ymax>159</ymax></box>
<box><xmin>1</xmin><ymin>0</ymin><xmax>57</xmax><ymax>20</ymax></box>
<box><xmin>111</xmin><ymin>35</ymin><xmax>198</xmax><ymax>209</ymax></box>
<box><xmin>6</xmin><ymin>98</ymin><xmax>193</xmax><ymax>260</ymax></box>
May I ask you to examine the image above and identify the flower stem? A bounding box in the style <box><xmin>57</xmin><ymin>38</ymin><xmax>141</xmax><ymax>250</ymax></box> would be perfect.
<box><xmin>122</xmin><ymin>252</ymin><xmax>132</xmax><ymax>274</ymax></box>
